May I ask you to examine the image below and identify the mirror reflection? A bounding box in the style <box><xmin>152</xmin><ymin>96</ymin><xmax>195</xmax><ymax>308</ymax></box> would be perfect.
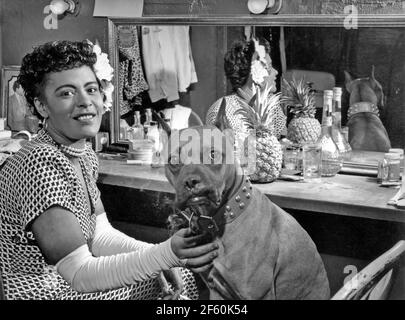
<box><xmin>112</xmin><ymin>24</ymin><xmax>405</xmax><ymax>172</ymax></box>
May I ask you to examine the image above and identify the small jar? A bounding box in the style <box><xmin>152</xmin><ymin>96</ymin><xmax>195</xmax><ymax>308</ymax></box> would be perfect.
<box><xmin>388</xmin><ymin>148</ymin><xmax>404</xmax><ymax>175</ymax></box>
<box><xmin>283</xmin><ymin>145</ymin><xmax>300</xmax><ymax>170</ymax></box>
<box><xmin>381</xmin><ymin>153</ymin><xmax>401</xmax><ymax>183</ymax></box>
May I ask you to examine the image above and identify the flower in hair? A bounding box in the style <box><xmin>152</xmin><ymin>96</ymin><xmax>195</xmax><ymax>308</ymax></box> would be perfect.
<box><xmin>87</xmin><ymin>40</ymin><xmax>114</xmax><ymax>112</ymax></box>
<box><xmin>250</xmin><ymin>39</ymin><xmax>269</xmax><ymax>86</ymax></box>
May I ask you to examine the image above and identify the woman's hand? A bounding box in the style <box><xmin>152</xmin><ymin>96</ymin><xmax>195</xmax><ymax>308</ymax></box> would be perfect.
<box><xmin>170</xmin><ymin>228</ymin><xmax>219</xmax><ymax>273</ymax></box>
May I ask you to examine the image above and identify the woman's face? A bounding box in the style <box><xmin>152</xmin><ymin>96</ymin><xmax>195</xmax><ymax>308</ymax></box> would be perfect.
<box><xmin>40</xmin><ymin>65</ymin><xmax>104</xmax><ymax>141</ymax></box>
<box><xmin>263</xmin><ymin>53</ymin><xmax>278</xmax><ymax>92</ymax></box>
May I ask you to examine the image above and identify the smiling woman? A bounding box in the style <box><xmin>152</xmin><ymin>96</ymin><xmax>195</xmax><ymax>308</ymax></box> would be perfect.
<box><xmin>0</xmin><ymin>40</ymin><xmax>218</xmax><ymax>300</ymax></box>
<box><xmin>36</xmin><ymin>66</ymin><xmax>104</xmax><ymax>144</ymax></box>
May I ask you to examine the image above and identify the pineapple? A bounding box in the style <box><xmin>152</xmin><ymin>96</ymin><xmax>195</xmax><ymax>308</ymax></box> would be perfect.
<box><xmin>282</xmin><ymin>77</ymin><xmax>321</xmax><ymax>144</ymax></box>
<box><xmin>236</xmin><ymin>84</ymin><xmax>283</xmax><ymax>183</ymax></box>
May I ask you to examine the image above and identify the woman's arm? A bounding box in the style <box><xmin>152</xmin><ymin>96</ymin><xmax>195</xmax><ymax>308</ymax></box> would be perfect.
<box><xmin>31</xmin><ymin>206</ymin><xmax>218</xmax><ymax>293</ymax></box>
<box><xmin>90</xmin><ymin>197</ymin><xmax>154</xmax><ymax>256</ymax></box>
<box><xmin>32</xmin><ymin>206</ymin><xmax>87</xmax><ymax>265</ymax></box>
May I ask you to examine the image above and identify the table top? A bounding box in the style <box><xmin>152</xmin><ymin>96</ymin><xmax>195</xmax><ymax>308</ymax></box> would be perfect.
<box><xmin>98</xmin><ymin>157</ymin><xmax>405</xmax><ymax>224</ymax></box>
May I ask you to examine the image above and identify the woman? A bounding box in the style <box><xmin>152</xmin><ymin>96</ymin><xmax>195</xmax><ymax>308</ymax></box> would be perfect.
<box><xmin>206</xmin><ymin>37</ymin><xmax>286</xmax><ymax>154</ymax></box>
<box><xmin>0</xmin><ymin>40</ymin><xmax>218</xmax><ymax>300</ymax></box>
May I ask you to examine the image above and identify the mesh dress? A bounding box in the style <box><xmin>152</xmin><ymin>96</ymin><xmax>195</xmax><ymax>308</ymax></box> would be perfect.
<box><xmin>0</xmin><ymin>130</ymin><xmax>198</xmax><ymax>300</ymax></box>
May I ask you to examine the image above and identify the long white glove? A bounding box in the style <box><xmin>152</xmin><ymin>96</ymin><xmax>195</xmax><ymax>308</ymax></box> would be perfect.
<box><xmin>56</xmin><ymin>222</ymin><xmax>181</xmax><ymax>293</ymax></box>
<box><xmin>90</xmin><ymin>212</ymin><xmax>154</xmax><ymax>256</ymax></box>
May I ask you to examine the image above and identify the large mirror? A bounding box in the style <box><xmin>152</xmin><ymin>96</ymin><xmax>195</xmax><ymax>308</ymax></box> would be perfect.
<box><xmin>107</xmin><ymin>19</ymin><xmax>405</xmax><ymax>175</ymax></box>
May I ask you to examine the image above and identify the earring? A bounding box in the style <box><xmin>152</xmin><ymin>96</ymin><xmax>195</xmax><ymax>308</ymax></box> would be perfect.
<box><xmin>42</xmin><ymin>117</ymin><xmax>48</xmax><ymax>130</ymax></box>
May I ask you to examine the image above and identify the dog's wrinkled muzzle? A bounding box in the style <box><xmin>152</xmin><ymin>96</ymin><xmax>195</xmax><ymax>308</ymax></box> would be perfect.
<box><xmin>179</xmin><ymin>205</ymin><xmax>220</xmax><ymax>238</ymax></box>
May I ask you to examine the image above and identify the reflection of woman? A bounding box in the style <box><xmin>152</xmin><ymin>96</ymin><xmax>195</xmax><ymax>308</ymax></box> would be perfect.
<box><xmin>206</xmin><ymin>38</ymin><xmax>286</xmax><ymax>144</ymax></box>
<box><xmin>0</xmin><ymin>40</ymin><xmax>218</xmax><ymax>300</ymax></box>
<box><xmin>7</xmin><ymin>80</ymin><xmax>28</xmax><ymax>132</ymax></box>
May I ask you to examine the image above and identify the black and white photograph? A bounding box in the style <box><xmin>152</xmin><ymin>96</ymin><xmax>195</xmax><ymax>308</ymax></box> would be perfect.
<box><xmin>0</xmin><ymin>0</ymin><xmax>404</xmax><ymax>310</ymax></box>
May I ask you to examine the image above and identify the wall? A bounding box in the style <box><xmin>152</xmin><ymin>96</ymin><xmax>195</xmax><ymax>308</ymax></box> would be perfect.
<box><xmin>1</xmin><ymin>0</ymin><xmax>107</xmax><ymax>66</ymax></box>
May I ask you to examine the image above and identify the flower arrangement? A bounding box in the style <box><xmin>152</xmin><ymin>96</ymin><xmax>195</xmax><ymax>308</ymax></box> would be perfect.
<box><xmin>250</xmin><ymin>38</ymin><xmax>269</xmax><ymax>87</ymax></box>
<box><xmin>87</xmin><ymin>40</ymin><xmax>114</xmax><ymax>113</ymax></box>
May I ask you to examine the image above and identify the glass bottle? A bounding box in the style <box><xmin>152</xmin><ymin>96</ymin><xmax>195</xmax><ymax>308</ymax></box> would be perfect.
<box><xmin>129</xmin><ymin>110</ymin><xmax>144</xmax><ymax>140</ymax></box>
<box><xmin>151</xmin><ymin>119</ymin><xmax>170</xmax><ymax>168</ymax></box>
<box><xmin>143</xmin><ymin>108</ymin><xmax>153</xmax><ymax>138</ymax></box>
<box><xmin>119</xmin><ymin>119</ymin><xmax>130</xmax><ymax>140</ymax></box>
<box><xmin>317</xmin><ymin>90</ymin><xmax>343</xmax><ymax>177</ymax></box>
<box><xmin>146</xmin><ymin>121</ymin><xmax>160</xmax><ymax>151</ymax></box>
<box><xmin>331</xmin><ymin>87</ymin><xmax>352</xmax><ymax>161</ymax></box>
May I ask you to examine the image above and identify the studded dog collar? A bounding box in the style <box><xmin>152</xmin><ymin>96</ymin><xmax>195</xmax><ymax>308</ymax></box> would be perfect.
<box><xmin>347</xmin><ymin>102</ymin><xmax>380</xmax><ymax>120</ymax></box>
<box><xmin>178</xmin><ymin>177</ymin><xmax>253</xmax><ymax>238</ymax></box>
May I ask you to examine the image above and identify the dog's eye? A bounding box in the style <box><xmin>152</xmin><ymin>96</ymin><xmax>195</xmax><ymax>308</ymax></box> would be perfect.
<box><xmin>169</xmin><ymin>155</ymin><xmax>181</xmax><ymax>166</ymax></box>
<box><xmin>209</xmin><ymin>150</ymin><xmax>222</xmax><ymax>163</ymax></box>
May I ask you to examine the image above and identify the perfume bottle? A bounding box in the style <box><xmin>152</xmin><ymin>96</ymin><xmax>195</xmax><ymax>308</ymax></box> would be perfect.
<box><xmin>151</xmin><ymin>119</ymin><xmax>170</xmax><ymax>168</ymax></box>
<box><xmin>317</xmin><ymin>90</ymin><xmax>343</xmax><ymax>177</ymax></box>
<box><xmin>143</xmin><ymin>108</ymin><xmax>153</xmax><ymax>138</ymax></box>
<box><xmin>119</xmin><ymin>119</ymin><xmax>130</xmax><ymax>140</ymax></box>
<box><xmin>129</xmin><ymin>111</ymin><xmax>144</xmax><ymax>140</ymax></box>
<box><xmin>331</xmin><ymin>87</ymin><xmax>352</xmax><ymax>160</ymax></box>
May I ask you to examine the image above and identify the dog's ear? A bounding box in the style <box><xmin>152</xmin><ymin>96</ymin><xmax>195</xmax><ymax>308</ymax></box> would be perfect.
<box><xmin>344</xmin><ymin>70</ymin><xmax>353</xmax><ymax>92</ymax></box>
<box><xmin>369</xmin><ymin>65</ymin><xmax>380</xmax><ymax>89</ymax></box>
<box><xmin>369</xmin><ymin>65</ymin><xmax>385</xmax><ymax>108</ymax></box>
<box><xmin>214</xmin><ymin>98</ymin><xmax>231</xmax><ymax>132</ymax></box>
<box><xmin>214</xmin><ymin>98</ymin><xmax>235</xmax><ymax>146</ymax></box>
<box><xmin>153</xmin><ymin>110</ymin><xmax>171</xmax><ymax>136</ymax></box>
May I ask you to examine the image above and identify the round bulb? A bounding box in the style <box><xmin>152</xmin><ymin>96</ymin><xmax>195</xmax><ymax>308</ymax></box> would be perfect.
<box><xmin>247</xmin><ymin>0</ymin><xmax>269</xmax><ymax>14</ymax></box>
<box><xmin>49</xmin><ymin>0</ymin><xmax>69</xmax><ymax>15</ymax></box>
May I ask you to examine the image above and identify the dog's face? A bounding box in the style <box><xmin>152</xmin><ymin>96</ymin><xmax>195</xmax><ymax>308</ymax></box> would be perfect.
<box><xmin>344</xmin><ymin>66</ymin><xmax>385</xmax><ymax>111</ymax></box>
<box><xmin>155</xmin><ymin>99</ymin><xmax>244</xmax><ymax>236</ymax></box>
<box><xmin>163</xmin><ymin>125</ymin><xmax>239</xmax><ymax>216</ymax></box>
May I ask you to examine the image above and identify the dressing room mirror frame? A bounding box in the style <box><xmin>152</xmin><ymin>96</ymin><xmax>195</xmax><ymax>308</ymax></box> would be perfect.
<box><xmin>107</xmin><ymin>15</ymin><xmax>405</xmax><ymax>176</ymax></box>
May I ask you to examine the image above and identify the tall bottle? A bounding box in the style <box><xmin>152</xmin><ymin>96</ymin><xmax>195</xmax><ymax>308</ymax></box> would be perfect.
<box><xmin>151</xmin><ymin>119</ymin><xmax>170</xmax><ymax>168</ymax></box>
<box><xmin>146</xmin><ymin>121</ymin><xmax>159</xmax><ymax>149</ymax></box>
<box><xmin>331</xmin><ymin>87</ymin><xmax>352</xmax><ymax>160</ymax></box>
<box><xmin>119</xmin><ymin>119</ymin><xmax>130</xmax><ymax>140</ymax></box>
<box><xmin>129</xmin><ymin>110</ymin><xmax>144</xmax><ymax>140</ymax></box>
<box><xmin>317</xmin><ymin>90</ymin><xmax>343</xmax><ymax>177</ymax></box>
<box><xmin>143</xmin><ymin>108</ymin><xmax>153</xmax><ymax>138</ymax></box>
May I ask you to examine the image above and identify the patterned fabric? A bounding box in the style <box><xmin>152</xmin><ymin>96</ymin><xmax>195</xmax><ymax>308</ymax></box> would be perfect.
<box><xmin>118</xmin><ymin>25</ymin><xmax>149</xmax><ymax>116</ymax></box>
<box><xmin>0</xmin><ymin>130</ymin><xmax>198</xmax><ymax>300</ymax></box>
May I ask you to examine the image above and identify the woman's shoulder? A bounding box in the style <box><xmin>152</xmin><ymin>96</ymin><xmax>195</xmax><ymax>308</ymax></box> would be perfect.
<box><xmin>210</xmin><ymin>94</ymin><xmax>240</xmax><ymax>108</ymax></box>
<box><xmin>206</xmin><ymin>94</ymin><xmax>240</xmax><ymax>124</ymax></box>
<box><xmin>11</xmin><ymin>136</ymin><xmax>65</xmax><ymax>169</ymax></box>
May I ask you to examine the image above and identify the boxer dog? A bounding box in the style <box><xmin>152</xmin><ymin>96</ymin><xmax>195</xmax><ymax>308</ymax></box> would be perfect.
<box><xmin>344</xmin><ymin>66</ymin><xmax>391</xmax><ymax>152</ymax></box>
<box><xmin>156</xmin><ymin>101</ymin><xmax>330</xmax><ymax>300</ymax></box>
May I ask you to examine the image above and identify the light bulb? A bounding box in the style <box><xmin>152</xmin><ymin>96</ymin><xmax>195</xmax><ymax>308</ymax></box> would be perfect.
<box><xmin>247</xmin><ymin>0</ymin><xmax>269</xmax><ymax>14</ymax></box>
<box><xmin>49</xmin><ymin>0</ymin><xmax>69</xmax><ymax>15</ymax></box>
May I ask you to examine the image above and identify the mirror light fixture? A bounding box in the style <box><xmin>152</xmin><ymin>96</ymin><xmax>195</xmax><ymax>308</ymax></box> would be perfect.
<box><xmin>247</xmin><ymin>0</ymin><xmax>282</xmax><ymax>15</ymax></box>
<box><xmin>49</xmin><ymin>0</ymin><xmax>80</xmax><ymax>16</ymax></box>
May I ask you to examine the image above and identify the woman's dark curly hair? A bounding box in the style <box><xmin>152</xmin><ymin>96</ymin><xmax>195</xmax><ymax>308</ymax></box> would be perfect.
<box><xmin>17</xmin><ymin>40</ymin><xmax>98</xmax><ymax>118</ymax></box>
<box><xmin>224</xmin><ymin>37</ymin><xmax>270</xmax><ymax>91</ymax></box>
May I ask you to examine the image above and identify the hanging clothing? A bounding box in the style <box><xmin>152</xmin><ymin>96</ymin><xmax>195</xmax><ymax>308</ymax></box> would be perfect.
<box><xmin>141</xmin><ymin>26</ymin><xmax>198</xmax><ymax>103</ymax></box>
<box><xmin>118</xmin><ymin>25</ymin><xmax>149</xmax><ymax>116</ymax></box>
